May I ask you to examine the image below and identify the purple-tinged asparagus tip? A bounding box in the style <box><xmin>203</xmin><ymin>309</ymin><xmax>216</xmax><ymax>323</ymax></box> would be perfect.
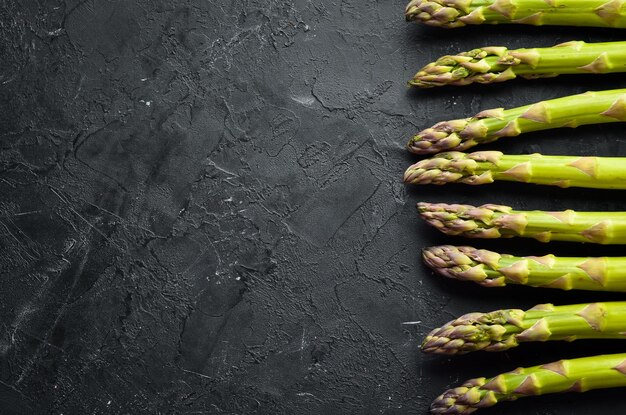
<box><xmin>405</xmin><ymin>0</ymin><xmax>472</xmax><ymax>28</ymax></box>
<box><xmin>422</xmin><ymin>245</ymin><xmax>503</xmax><ymax>286</ymax></box>
<box><xmin>404</xmin><ymin>151</ymin><xmax>499</xmax><ymax>185</ymax></box>
<box><xmin>407</xmin><ymin>119</ymin><xmax>488</xmax><ymax>155</ymax></box>
<box><xmin>417</xmin><ymin>203</ymin><xmax>516</xmax><ymax>239</ymax></box>
<box><xmin>430</xmin><ymin>380</ymin><xmax>495</xmax><ymax>414</ymax></box>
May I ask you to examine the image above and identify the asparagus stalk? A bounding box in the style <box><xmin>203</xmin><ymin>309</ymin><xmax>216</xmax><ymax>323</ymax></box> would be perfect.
<box><xmin>404</xmin><ymin>151</ymin><xmax>626</xmax><ymax>189</ymax></box>
<box><xmin>410</xmin><ymin>41</ymin><xmax>626</xmax><ymax>88</ymax></box>
<box><xmin>406</xmin><ymin>0</ymin><xmax>626</xmax><ymax>29</ymax></box>
<box><xmin>430</xmin><ymin>353</ymin><xmax>626</xmax><ymax>414</ymax></box>
<box><xmin>407</xmin><ymin>89</ymin><xmax>626</xmax><ymax>154</ymax></box>
<box><xmin>417</xmin><ymin>202</ymin><xmax>626</xmax><ymax>244</ymax></box>
<box><xmin>423</xmin><ymin>302</ymin><xmax>626</xmax><ymax>355</ymax></box>
<box><xmin>423</xmin><ymin>245</ymin><xmax>626</xmax><ymax>291</ymax></box>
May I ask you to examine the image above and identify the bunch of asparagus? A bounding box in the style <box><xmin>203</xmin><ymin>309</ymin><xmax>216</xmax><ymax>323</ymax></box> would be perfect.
<box><xmin>403</xmin><ymin>2</ymin><xmax>626</xmax><ymax>413</ymax></box>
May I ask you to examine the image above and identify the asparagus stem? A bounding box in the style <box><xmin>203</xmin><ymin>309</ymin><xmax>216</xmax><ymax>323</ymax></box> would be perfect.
<box><xmin>406</xmin><ymin>0</ymin><xmax>626</xmax><ymax>29</ymax></box>
<box><xmin>423</xmin><ymin>302</ymin><xmax>626</xmax><ymax>355</ymax></box>
<box><xmin>404</xmin><ymin>151</ymin><xmax>626</xmax><ymax>189</ymax></box>
<box><xmin>407</xmin><ymin>89</ymin><xmax>626</xmax><ymax>155</ymax></box>
<box><xmin>430</xmin><ymin>353</ymin><xmax>626</xmax><ymax>414</ymax></box>
<box><xmin>410</xmin><ymin>41</ymin><xmax>626</xmax><ymax>88</ymax></box>
<box><xmin>417</xmin><ymin>202</ymin><xmax>626</xmax><ymax>244</ymax></box>
<box><xmin>423</xmin><ymin>245</ymin><xmax>626</xmax><ymax>291</ymax></box>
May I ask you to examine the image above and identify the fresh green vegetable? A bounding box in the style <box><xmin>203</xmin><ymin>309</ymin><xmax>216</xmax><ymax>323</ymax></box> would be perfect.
<box><xmin>404</xmin><ymin>151</ymin><xmax>626</xmax><ymax>189</ymax></box>
<box><xmin>410</xmin><ymin>41</ymin><xmax>626</xmax><ymax>88</ymax></box>
<box><xmin>423</xmin><ymin>302</ymin><xmax>626</xmax><ymax>355</ymax></box>
<box><xmin>423</xmin><ymin>245</ymin><xmax>626</xmax><ymax>291</ymax></box>
<box><xmin>430</xmin><ymin>353</ymin><xmax>626</xmax><ymax>414</ymax></box>
<box><xmin>417</xmin><ymin>202</ymin><xmax>626</xmax><ymax>244</ymax></box>
<box><xmin>405</xmin><ymin>0</ymin><xmax>626</xmax><ymax>29</ymax></box>
<box><xmin>407</xmin><ymin>89</ymin><xmax>626</xmax><ymax>155</ymax></box>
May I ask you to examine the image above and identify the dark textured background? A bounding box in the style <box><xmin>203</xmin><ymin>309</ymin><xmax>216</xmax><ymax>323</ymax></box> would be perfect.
<box><xmin>3</xmin><ymin>1</ymin><xmax>626</xmax><ymax>414</ymax></box>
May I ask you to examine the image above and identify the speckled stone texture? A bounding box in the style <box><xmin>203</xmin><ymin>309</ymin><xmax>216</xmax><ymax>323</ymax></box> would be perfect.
<box><xmin>3</xmin><ymin>1</ymin><xmax>626</xmax><ymax>414</ymax></box>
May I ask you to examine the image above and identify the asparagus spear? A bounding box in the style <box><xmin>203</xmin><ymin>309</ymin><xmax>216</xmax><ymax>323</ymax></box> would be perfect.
<box><xmin>423</xmin><ymin>302</ymin><xmax>626</xmax><ymax>355</ymax></box>
<box><xmin>411</xmin><ymin>41</ymin><xmax>626</xmax><ymax>88</ymax></box>
<box><xmin>407</xmin><ymin>89</ymin><xmax>626</xmax><ymax>155</ymax></box>
<box><xmin>417</xmin><ymin>202</ymin><xmax>626</xmax><ymax>244</ymax></box>
<box><xmin>423</xmin><ymin>245</ymin><xmax>626</xmax><ymax>291</ymax></box>
<box><xmin>430</xmin><ymin>353</ymin><xmax>626</xmax><ymax>414</ymax></box>
<box><xmin>404</xmin><ymin>151</ymin><xmax>626</xmax><ymax>189</ymax></box>
<box><xmin>406</xmin><ymin>0</ymin><xmax>626</xmax><ymax>29</ymax></box>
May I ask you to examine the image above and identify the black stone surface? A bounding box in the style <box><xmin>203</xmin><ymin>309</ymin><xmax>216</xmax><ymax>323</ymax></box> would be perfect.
<box><xmin>3</xmin><ymin>1</ymin><xmax>626</xmax><ymax>414</ymax></box>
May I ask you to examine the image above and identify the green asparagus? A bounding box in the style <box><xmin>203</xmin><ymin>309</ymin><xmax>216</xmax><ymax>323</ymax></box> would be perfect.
<box><xmin>423</xmin><ymin>245</ymin><xmax>626</xmax><ymax>291</ymax></box>
<box><xmin>404</xmin><ymin>151</ymin><xmax>626</xmax><ymax>189</ymax></box>
<box><xmin>417</xmin><ymin>202</ymin><xmax>626</xmax><ymax>244</ymax></box>
<box><xmin>423</xmin><ymin>302</ymin><xmax>626</xmax><ymax>355</ymax></box>
<box><xmin>410</xmin><ymin>41</ymin><xmax>626</xmax><ymax>88</ymax></box>
<box><xmin>430</xmin><ymin>353</ymin><xmax>626</xmax><ymax>414</ymax></box>
<box><xmin>407</xmin><ymin>89</ymin><xmax>626</xmax><ymax>154</ymax></box>
<box><xmin>406</xmin><ymin>0</ymin><xmax>626</xmax><ymax>29</ymax></box>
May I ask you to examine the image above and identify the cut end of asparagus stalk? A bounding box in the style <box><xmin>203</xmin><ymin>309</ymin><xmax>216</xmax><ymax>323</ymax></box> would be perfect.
<box><xmin>410</xmin><ymin>47</ymin><xmax>518</xmax><ymax>88</ymax></box>
<box><xmin>404</xmin><ymin>151</ymin><xmax>500</xmax><ymax>185</ymax></box>
<box><xmin>422</xmin><ymin>245</ymin><xmax>505</xmax><ymax>287</ymax></box>
<box><xmin>417</xmin><ymin>202</ymin><xmax>519</xmax><ymax>239</ymax></box>
<box><xmin>405</xmin><ymin>0</ymin><xmax>471</xmax><ymax>28</ymax></box>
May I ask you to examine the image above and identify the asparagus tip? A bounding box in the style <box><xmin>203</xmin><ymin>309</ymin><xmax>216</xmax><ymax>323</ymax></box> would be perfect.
<box><xmin>410</xmin><ymin>47</ymin><xmax>519</xmax><ymax>88</ymax></box>
<box><xmin>422</xmin><ymin>309</ymin><xmax>522</xmax><ymax>355</ymax></box>
<box><xmin>422</xmin><ymin>245</ymin><xmax>503</xmax><ymax>286</ymax></box>
<box><xmin>417</xmin><ymin>202</ymin><xmax>512</xmax><ymax>238</ymax></box>
<box><xmin>405</xmin><ymin>0</ymin><xmax>470</xmax><ymax>28</ymax></box>
<box><xmin>430</xmin><ymin>379</ymin><xmax>495</xmax><ymax>414</ymax></box>
<box><xmin>407</xmin><ymin>119</ymin><xmax>483</xmax><ymax>155</ymax></box>
<box><xmin>404</xmin><ymin>151</ymin><xmax>500</xmax><ymax>185</ymax></box>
